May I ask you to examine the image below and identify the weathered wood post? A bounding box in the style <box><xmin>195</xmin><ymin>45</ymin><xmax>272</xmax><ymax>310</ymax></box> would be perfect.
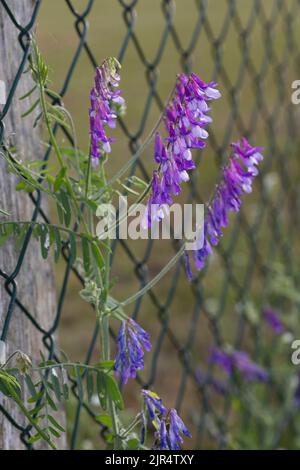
<box><xmin>0</xmin><ymin>0</ymin><xmax>65</xmax><ymax>449</ymax></box>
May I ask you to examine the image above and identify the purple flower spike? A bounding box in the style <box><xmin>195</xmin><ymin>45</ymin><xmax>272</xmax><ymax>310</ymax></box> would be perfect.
<box><xmin>263</xmin><ymin>307</ymin><xmax>285</xmax><ymax>335</ymax></box>
<box><xmin>142</xmin><ymin>390</ymin><xmax>166</xmax><ymax>420</ymax></box>
<box><xmin>210</xmin><ymin>347</ymin><xmax>269</xmax><ymax>383</ymax></box>
<box><xmin>89</xmin><ymin>58</ymin><xmax>125</xmax><ymax>163</ymax></box>
<box><xmin>154</xmin><ymin>132</ymin><xmax>168</xmax><ymax>164</ymax></box>
<box><xmin>142</xmin><ymin>390</ymin><xmax>191</xmax><ymax>450</ymax></box>
<box><xmin>168</xmin><ymin>409</ymin><xmax>192</xmax><ymax>450</ymax></box>
<box><xmin>114</xmin><ymin>319</ymin><xmax>151</xmax><ymax>384</ymax></box>
<box><xmin>232</xmin><ymin>351</ymin><xmax>269</xmax><ymax>383</ymax></box>
<box><xmin>185</xmin><ymin>138</ymin><xmax>263</xmax><ymax>277</ymax></box>
<box><xmin>156</xmin><ymin>419</ymin><xmax>169</xmax><ymax>450</ymax></box>
<box><xmin>209</xmin><ymin>347</ymin><xmax>234</xmax><ymax>375</ymax></box>
<box><xmin>142</xmin><ymin>72</ymin><xmax>221</xmax><ymax>228</ymax></box>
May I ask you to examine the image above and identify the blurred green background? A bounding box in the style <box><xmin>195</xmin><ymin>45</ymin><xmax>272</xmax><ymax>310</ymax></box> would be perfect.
<box><xmin>36</xmin><ymin>0</ymin><xmax>300</xmax><ymax>449</ymax></box>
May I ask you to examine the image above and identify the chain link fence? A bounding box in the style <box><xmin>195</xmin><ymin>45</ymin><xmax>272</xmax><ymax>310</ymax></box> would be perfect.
<box><xmin>1</xmin><ymin>0</ymin><xmax>300</xmax><ymax>450</ymax></box>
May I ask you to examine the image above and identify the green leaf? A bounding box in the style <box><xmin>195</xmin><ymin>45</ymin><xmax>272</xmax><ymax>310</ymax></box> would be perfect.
<box><xmin>48</xmin><ymin>426</ymin><xmax>60</xmax><ymax>439</ymax></box>
<box><xmin>59</xmin><ymin>190</ymin><xmax>71</xmax><ymax>227</ymax></box>
<box><xmin>48</xmin><ymin>415</ymin><xmax>65</xmax><ymax>433</ymax></box>
<box><xmin>0</xmin><ymin>223</ymin><xmax>14</xmax><ymax>246</ymax></box>
<box><xmin>27</xmin><ymin>159</ymin><xmax>48</xmax><ymax>170</ymax></box>
<box><xmin>127</xmin><ymin>438</ymin><xmax>141</xmax><ymax>450</ymax></box>
<box><xmin>21</xmin><ymin>98</ymin><xmax>40</xmax><ymax>118</ymax></box>
<box><xmin>39</xmin><ymin>224</ymin><xmax>50</xmax><ymax>259</ymax></box>
<box><xmin>28</xmin><ymin>390</ymin><xmax>44</xmax><ymax>404</ymax></box>
<box><xmin>46</xmin><ymin>392</ymin><xmax>58</xmax><ymax>412</ymax></box>
<box><xmin>95</xmin><ymin>414</ymin><xmax>112</xmax><ymax>428</ymax></box>
<box><xmin>0</xmin><ymin>370</ymin><xmax>21</xmax><ymax>398</ymax></box>
<box><xmin>27</xmin><ymin>433</ymin><xmax>42</xmax><ymax>444</ymax></box>
<box><xmin>63</xmin><ymin>382</ymin><xmax>69</xmax><ymax>401</ymax></box>
<box><xmin>47</xmin><ymin>88</ymin><xmax>62</xmax><ymax>101</ymax></box>
<box><xmin>53</xmin><ymin>167</ymin><xmax>66</xmax><ymax>193</ymax></box>
<box><xmin>56</xmin><ymin>200</ymin><xmax>64</xmax><ymax>225</ymax></box>
<box><xmin>49</xmin><ymin>106</ymin><xmax>65</xmax><ymax>121</ymax></box>
<box><xmin>19</xmin><ymin>85</ymin><xmax>37</xmax><ymax>101</ymax></box>
<box><xmin>33</xmin><ymin>112</ymin><xmax>43</xmax><ymax>128</ymax></box>
<box><xmin>60</xmin><ymin>366</ymin><xmax>69</xmax><ymax>400</ymax></box>
<box><xmin>68</xmin><ymin>232</ymin><xmax>77</xmax><ymax>266</ymax></box>
<box><xmin>50</xmin><ymin>372</ymin><xmax>62</xmax><ymax>402</ymax></box>
<box><xmin>29</xmin><ymin>403</ymin><xmax>44</xmax><ymax>416</ymax></box>
<box><xmin>15</xmin><ymin>180</ymin><xmax>35</xmax><ymax>193</ymax></box>
<box><xmin>53</xmin><ymin>227</ymin><xmax>62</xmax><ymax>263</ymax></box>
<box><xmin>25</xmin><ymin>374</ymin><xmax>37</xmax><ymax>399</ymax></box>
<box><xmin>15</xmin><ymin>224</ymin><xmax>30</xmax><ymax>252</ymax></box>
<box><xmin>96</xmin><ymin>372</ymin><xmax>107</xmax><ymax>410</ymax></box>
<box><xmin>81</xmin><ymin>237</ymin><xmax>90</xmax><ymax>274</ymax></box>
<box><xmin>91</xmin><ymin>242</ymin><xmax>104</xmax><ymax>270</ymax></box>
<box><xmin>86</xmin><ymin>371</ymin><xmax>94</xmax><ymax>403</ymax></box>
<box><xmin>84</xmin><ymin>199</ymin><xmax>99</xmax><ymax>212</ymax></box>
<box><xmin>75</xmin><ymin>366</ymin><xmax>84</xmax><ymax>402</ymax></box>
<box><xmin>105</xmin><ymin>375</ymin><xmax>124</xmax><ymax>410</ymax></box>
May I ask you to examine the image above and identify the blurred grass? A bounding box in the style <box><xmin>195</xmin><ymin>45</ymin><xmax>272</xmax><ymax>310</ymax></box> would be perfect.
<box><xmin>36</xmin><ymin>0</ymin><xmax>300</xmax><ymax>449</ymax></box>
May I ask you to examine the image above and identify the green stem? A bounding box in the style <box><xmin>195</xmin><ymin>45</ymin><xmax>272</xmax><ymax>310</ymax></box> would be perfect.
<box><xmin>97</xmin><ymin>160</ymin><xmax>121</xmax><ymax>450</ymax></box>
<box><xmin>120</xmin><ymin>413</ymin><xmax>142</xmax><ymax>438</ymax></box>
<box><xmin>85</xmin><ymin>143</ymin><xmax>92</xmax><ymax>200</ymax></box>
<box><xmin>99</xmin><ymin>313</ymin><xmax>120</xmax><ymax>449</ymax></box>
<box><xmin>108</xmin><ymin>243</ymin><xmax>186</xmax><ymax>314</ymax></box>
<box><xmin>33</xmin><ymin>42</ymin><xmax>89</xmax><ymax>234</ymax></box>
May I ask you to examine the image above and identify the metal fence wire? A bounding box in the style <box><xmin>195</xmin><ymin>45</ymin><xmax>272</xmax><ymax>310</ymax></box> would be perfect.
<box><xmin>1</xmin><ymin>0</ymin><xmax>300</xmax><ymax>450</ymax></box>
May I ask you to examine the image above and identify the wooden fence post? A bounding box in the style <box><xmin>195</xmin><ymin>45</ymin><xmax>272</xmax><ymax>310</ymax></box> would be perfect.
<box><xmin>0</xmin><ymin>0</ymin><xmax>65</xmax><ymax>449</ymax></box>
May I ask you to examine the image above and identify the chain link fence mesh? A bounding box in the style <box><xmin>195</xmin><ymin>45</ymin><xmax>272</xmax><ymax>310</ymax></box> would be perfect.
<box><xmin>1</xmin><ymin>0</ymin><xmax>300</xmax><ymax>450</ymax></box>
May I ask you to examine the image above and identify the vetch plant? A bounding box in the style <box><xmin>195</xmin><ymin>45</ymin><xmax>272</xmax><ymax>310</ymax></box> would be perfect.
<box><xmin>0</xmin><ymin>37</ymin><xmax>263</xmax><ymax>450</ymax></box>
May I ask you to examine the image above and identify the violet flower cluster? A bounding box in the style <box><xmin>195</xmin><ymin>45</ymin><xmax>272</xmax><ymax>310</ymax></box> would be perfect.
<box><xmin>89</xmin><ymin>59</ymin><xmax>125</xmax><ymax>163</ymax></box>
<box><xmin>262</xmin><ymin>307</ymin><xmax>285</xmax><ymax>335</ymax></box>
<box><xmin>115</xmin><ymin>318</ymin><xmax>151</xmax><ymax>384</ymax></box>
<box><xmin>210</xmin><ymin>347</ymin><xmax>269</xmax><ymax>383</ymax></box>
<box><xmin>185</xmin><ymin>138</ymin><xmax>264</xmax><ymax>278</ymax></box>
<box><xmin>142</xmin><ymin>73</ymin><xmax>221</xmax><ymax>229</ymax></box>
<box><xmin>142</xmin><ymin>390</ymin><xmax>191</xmax><ymax>450</ymax></box>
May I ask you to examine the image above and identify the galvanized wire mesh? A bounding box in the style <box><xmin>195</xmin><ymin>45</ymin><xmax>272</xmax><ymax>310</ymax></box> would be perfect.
<box><xmin>1</xmin><ymin>0</ymin><xmax>300</xmax><ymax>450</ymax></box>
